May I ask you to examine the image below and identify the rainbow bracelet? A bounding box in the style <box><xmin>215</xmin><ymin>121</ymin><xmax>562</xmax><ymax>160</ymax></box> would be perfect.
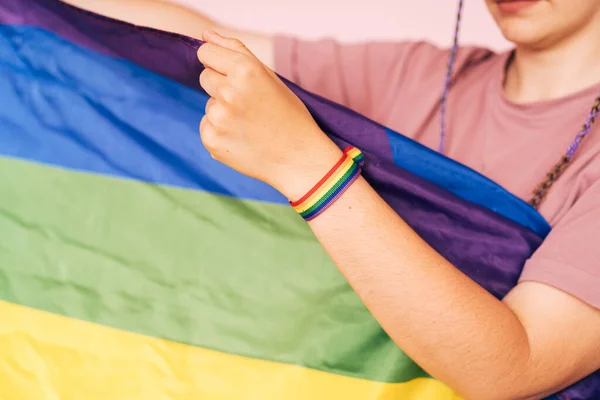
<box><xmin>290</xmin><ymin>146</ymin><xmax>365</xmax><ymax>221</ymax></box>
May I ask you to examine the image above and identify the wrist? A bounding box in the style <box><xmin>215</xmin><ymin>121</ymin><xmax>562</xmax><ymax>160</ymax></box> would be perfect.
<box><xmin>286</xmin><ymin>145</ymin><xmax>365</xmax><ymax>221</ymax></box>
<box><xmin>273</xmin><ymin>140</ymin><xmax>344</xmax><ymax>202</ymax></box>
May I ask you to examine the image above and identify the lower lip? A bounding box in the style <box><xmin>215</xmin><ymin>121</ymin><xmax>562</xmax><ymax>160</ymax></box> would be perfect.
<box><xmin>496</xmin><ymin>0</ymin><xmax>540</xmax><ymax>14</ymax></box>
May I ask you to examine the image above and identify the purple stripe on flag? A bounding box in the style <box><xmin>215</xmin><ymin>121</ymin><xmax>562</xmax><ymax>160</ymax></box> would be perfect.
<box><xmin>0</xmin><ymin>0</ymin><xmax>203</xmax><ymax>89</ymax></box>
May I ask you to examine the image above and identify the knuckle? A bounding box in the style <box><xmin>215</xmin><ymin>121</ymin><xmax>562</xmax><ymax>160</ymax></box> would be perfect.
<box><xmin>230</xmin><ymin>38</ymin><xmax>245</xmax><ymax>49</ymax></box>
<box><xmin>199</xmin><ymin>121</ymin><xmax>219</xmax><ymax>152</ymax></box>
<box><xmin>199</xmin><ymin>115</ymin><xmax>210</xmax><ymax>136</ymax></box>
<box><xmin>199</xmin><ymin>42</ymin><xmax>213</xmax><ymax>54</ymax></box>
<box><xmin>218</xmin><ymin>85</ymin><xmax>236</xmax><ymax>104</ymax></box>
<box><xmin>199</xmin><ymin>69</ymin><xmax>209</xmax><ymax>85</ymax></box>
<box><xmin>207</xmin><ymin>102</ymin><xmax>230</xmax><ymax>127</ymax></box>
<box><xmin>235</xmin><ymin>57</ymin><xmax>259</xmax><ymax>79</ymax></box>
<box><xmin>196</xmin><ymin>46</ymin><xmax>205</xmax><ymax>61</ymax></box>
<box><xmin>204</xmin><ymin>98</ymin><xmax>215</xmax><ymax>115</ymax></box>
<box><xmin>197</xmin><ymin>43</ymin><xmax>213</xmax><ymax>62</ymax></box>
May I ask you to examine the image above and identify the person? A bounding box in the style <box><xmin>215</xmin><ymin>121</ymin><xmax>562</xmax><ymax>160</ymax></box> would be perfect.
<box><xmin>63</xmin><ymin>0</ymin><xmax>600</xmax><ymax>398</ymax></box>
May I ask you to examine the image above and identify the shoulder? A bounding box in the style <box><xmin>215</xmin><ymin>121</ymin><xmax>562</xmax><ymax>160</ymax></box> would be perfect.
<box><xmin>369</xmin><ymin>41</ymin><xmax>503</xmax><ymax>131</ymax></box>
<box><xmin>273</xmin><ymin>37</ymin><xmax>501</xmax><ymax>120</ymax></box>
<box><xmin>386</xmin><ymin>41</ymin><xmax>500</xmax><ymax>101</ymax></box>
<box><xmin>394</xmin><ymin>41</ymin><xmax>497</xmax><ymax>79</ymax></box>
<box><xmin>273</xmin><ymin>36</ymin><xmax>499</xmax><ymax>81</ymax></box>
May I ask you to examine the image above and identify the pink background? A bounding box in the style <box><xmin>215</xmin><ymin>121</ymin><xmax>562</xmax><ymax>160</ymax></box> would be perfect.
<box><xmin>172</xmin><ymin>0</ymin><xmax>511</xmax><ymax>50</ymax></box>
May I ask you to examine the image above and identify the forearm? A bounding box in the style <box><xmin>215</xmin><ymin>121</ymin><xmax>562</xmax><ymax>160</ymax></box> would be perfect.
<box><xmin>195</xmin><ymin>30</ymin><xmax>600</xmax><ymax>399</ymax></box>
<box><xmin>61</xmin><ymin>0</ymin><xmax>274</xmax><ymax>67</ymax></box>
<box><xmin>300</xmin><ymin>175</ymin><xmax>539</xmax><ymax>399</ymax></box>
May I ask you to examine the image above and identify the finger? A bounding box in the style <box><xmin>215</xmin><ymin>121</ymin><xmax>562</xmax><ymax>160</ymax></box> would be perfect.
<box><xmin>205</xmin><ymin>100</ymin><xmax>233</xmax><ymax>130</ymax></box>
<box><xmin>199</xmin><ymin>114</ymin><xmax>208</xmax><ymax>133</ymax></box>
<box><xmin>199</xmin><ymin>116</ymin><xmax>214</xmax><ymax>155</ymax></box>
<box><xmin>202</xmin><ymin>29</ymin><xmax>253</xmax><ymax>57</ymax></box>
<box><xmin>199</xmin><ymin>117</ymin><xmax>222</xmax><ymax>159</ymax></box>
<box><xmin>204</xmin><ymin>97</ymin><xmax>215</xmax><ymax>115</ymax></box>
<box><xmin>199</xmin><ymin>67</ymin><xmax>227</xmax><ymax>99</ymax></box>
<box><xmin>197</xmin><ymin>42</ymin><xmax>247</xmax><ymax>75</ymax></box>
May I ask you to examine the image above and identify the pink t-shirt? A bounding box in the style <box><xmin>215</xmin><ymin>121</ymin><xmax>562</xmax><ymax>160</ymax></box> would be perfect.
<box><xmin>274</xmin><ymin>37</ymin><xmax>600</xmax><ymax>309</ymax></box>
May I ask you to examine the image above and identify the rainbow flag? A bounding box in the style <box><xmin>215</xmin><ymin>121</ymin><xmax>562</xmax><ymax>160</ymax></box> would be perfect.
<box><xmin>0</xmin><ymin>0</ymin><xmax>598</xmax><ymax>399</ymax></box>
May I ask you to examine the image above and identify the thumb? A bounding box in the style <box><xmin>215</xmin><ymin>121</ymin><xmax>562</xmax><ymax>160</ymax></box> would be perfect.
<box><xmin>202</xmin><ymin>29</ymin><xmax>254</xmax><ymax>57</ymax></box>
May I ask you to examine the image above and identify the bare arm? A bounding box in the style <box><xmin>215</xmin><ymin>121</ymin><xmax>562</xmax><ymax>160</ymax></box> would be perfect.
<box><xmin>195</xmin><ymin>31</ymin><xmax>600</xmax><ymax>399</ymax></box>
<box><xmin>299</xmin><ymin>175</ymin><xmax>600</xmax><ymax>400</ymax></box>
<box><xmin>61</xmin><ymin>0</ymin><xmax>274</xmax><ymax>68</ymax></box>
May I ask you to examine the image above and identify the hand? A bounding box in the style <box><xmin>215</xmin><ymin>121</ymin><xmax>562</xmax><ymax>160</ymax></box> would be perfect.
<box><xmin>197</xmin><ymin>30</ymin><xmax>343</xmax><ymax>200</ymax></box>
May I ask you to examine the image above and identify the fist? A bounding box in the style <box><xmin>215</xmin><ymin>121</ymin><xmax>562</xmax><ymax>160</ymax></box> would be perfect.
<box><xmin>197</xmin><ymin>30</ymin><xmax>342</xmax><ymax>200</ymax></box>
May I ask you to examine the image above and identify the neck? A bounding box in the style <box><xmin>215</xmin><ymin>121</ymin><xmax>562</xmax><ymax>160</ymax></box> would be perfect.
<box><xmin>504</xmin><ymin>22</ymin><xmax>600</xmax><ymax>104</ymax></box>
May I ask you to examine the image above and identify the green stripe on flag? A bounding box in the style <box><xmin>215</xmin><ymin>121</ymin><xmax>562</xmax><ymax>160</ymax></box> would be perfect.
<box><xmin>0</xmin><ymin>157</ymin><xmax>427</xmax><ymax>383</ymax></box>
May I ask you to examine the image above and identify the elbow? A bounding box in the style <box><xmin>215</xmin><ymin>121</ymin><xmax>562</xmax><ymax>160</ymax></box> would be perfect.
<box><xmin>454</xmin><ymin>373</ymin><xmax>544</xmax><ymax>400</ymax></box>
<box><xmin>458</xmin><ymin>387</ymin><xmax>509</xmax><ymax>400</ymax></box>
<box><xmin>450</xmin><ymin>352</ymin><xmax>543</xmax><ymax>400</ymax></box>
<box><xmin>459</xmin><ymin>388</ymin><xmax>529</xmax><ymax>400</ymax></box>
<box><xmin>459</xmin><ymin>391</ymin><xmax>521</xmax><ymax>400</ymax></box>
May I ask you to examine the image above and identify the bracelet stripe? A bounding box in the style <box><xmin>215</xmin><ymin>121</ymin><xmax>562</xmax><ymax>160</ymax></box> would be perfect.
<box><xmin>290</xmin><ymin>146</ymin><xmax>364</xmax><ymax>221</ymax></box>
<box><xmin>346</xmin><ymin>147</ymin><xmax>365</xmax><ymax>166</ymax></box>
<box><xmin>301</xmin><ymin>163</ymin><xmax>360</xmax><ymax>220</ymax></box>
<box><xmin>289</xmin><ymin>154</ymin><xmax>350</xmax><ymax>208</ymax></box>
<box><xmin>302</xmin><ymin>173</ymin><xmax>362</xmax><ymax>221</ymax></box>
<box><xmin>292</xmin><ymin>156</ymin><xmax>355</xmax><ymax>213</ymax></box>
<box><xmin>290</xmin><ymin>147</ymin><xmax>365</xmax><ymax>213</ymax></box>
<box><xmin>298</xmin><ymin>162</ymin><xmax>359</xmax><ymax>216</ymax></box>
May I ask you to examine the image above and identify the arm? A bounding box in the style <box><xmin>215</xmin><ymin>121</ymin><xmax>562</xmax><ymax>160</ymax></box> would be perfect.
<box><xmin>196</xmin><ymin>32</ymin><xmax>600</xmax><ymax>400</ymax></box>
<box><xmin>300</xmin><ymin>176</ymin><xmax>600</xmax><ymax>400</ymax></box>
<box><xmin>60</xmin><ymin>0</ymin><xmax>274</xmax><ymax>67</ymax></box>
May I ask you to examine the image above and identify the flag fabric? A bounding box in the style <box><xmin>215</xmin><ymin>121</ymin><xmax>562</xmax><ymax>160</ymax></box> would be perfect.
<box><xmin>0</xmin><ymin>0</ymin><xmax>597</xmax><ymax>399</ymax></box>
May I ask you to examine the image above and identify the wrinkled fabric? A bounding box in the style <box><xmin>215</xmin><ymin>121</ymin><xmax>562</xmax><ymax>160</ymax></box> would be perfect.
<box><xmin>0</xmin><ymin>0</ymin><xmax>597</xmax><ymax>399</ymax></box>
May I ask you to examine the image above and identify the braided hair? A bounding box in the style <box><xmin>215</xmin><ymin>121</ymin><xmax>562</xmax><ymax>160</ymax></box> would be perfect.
<box><xmin>439</xmin><ymin>0</ymin><xmax>600</xmax><ymax>209</ymax></box>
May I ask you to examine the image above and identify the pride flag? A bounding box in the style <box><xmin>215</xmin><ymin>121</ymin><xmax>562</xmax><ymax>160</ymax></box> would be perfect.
<box><xmin>0</xmin><ymin>0</ymin><xmax>597</xmax><ymax>399</ymax></box>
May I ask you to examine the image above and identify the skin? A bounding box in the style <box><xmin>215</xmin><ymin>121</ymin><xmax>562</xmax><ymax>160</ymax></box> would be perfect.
<box><xmin>486</xmin><ymin>0</ymin><xmax>600</xmax><ymax>102</ymax></box>
<box><xmin>62</xmin><ymin>1</ymin><xmax>600</xmax><ymax>398</ymax></box>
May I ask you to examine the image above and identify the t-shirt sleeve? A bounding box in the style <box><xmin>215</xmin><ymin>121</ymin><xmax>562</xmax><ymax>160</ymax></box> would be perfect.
<box><xmin>519</xmin><ymin>180</ymin><xmax>600</xmax><ymax>309</ymax></box>
<box><xmin>273</xmin><ymin>36</ymin><xmax>452</xmax><ymax>120</ymax></box>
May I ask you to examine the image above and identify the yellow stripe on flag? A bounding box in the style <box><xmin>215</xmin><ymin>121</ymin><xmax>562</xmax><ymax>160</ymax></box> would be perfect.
<box><xmin>0</xmin><ymin>301</ymin><xmax>461</xmax><ymax>400</ymax></box>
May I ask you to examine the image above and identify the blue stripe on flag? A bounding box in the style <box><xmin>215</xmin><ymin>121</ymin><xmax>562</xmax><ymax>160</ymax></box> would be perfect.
<box><xmin>0</xmin><ymin>24</ymin><xmax>551</xmax><ymax>237</ymax></box>
<box><xmin>0</xmin><ymin>24</ymin><xmax>286</xmax><ymax>204</ymax></box>
<box><xmin>385</xmin><ymin>130</ymin><xmax>551</xmax><ymax>237</ymax></box>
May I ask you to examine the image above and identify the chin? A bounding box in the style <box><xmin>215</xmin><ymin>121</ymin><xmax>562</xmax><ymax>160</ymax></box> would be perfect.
<box><xmin>496</xmin><ymin>19</ymin><xmax>552</xmax><ymax>48</ymax></box>
<box><xmin>486</xmin><ymin>0</ymin><xmax>600</xmax><ymax>50</ymax></box>
<box><xmin>487</xmin><ymin>3</ymin><xmax>565</xmax><ymax>50</ymax></box>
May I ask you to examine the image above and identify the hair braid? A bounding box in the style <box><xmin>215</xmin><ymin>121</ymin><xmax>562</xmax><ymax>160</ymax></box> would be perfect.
<box><xmin>528</xmin><ymin>95</ymin><xmax>600</xmax><ymax>209</ymax></box>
